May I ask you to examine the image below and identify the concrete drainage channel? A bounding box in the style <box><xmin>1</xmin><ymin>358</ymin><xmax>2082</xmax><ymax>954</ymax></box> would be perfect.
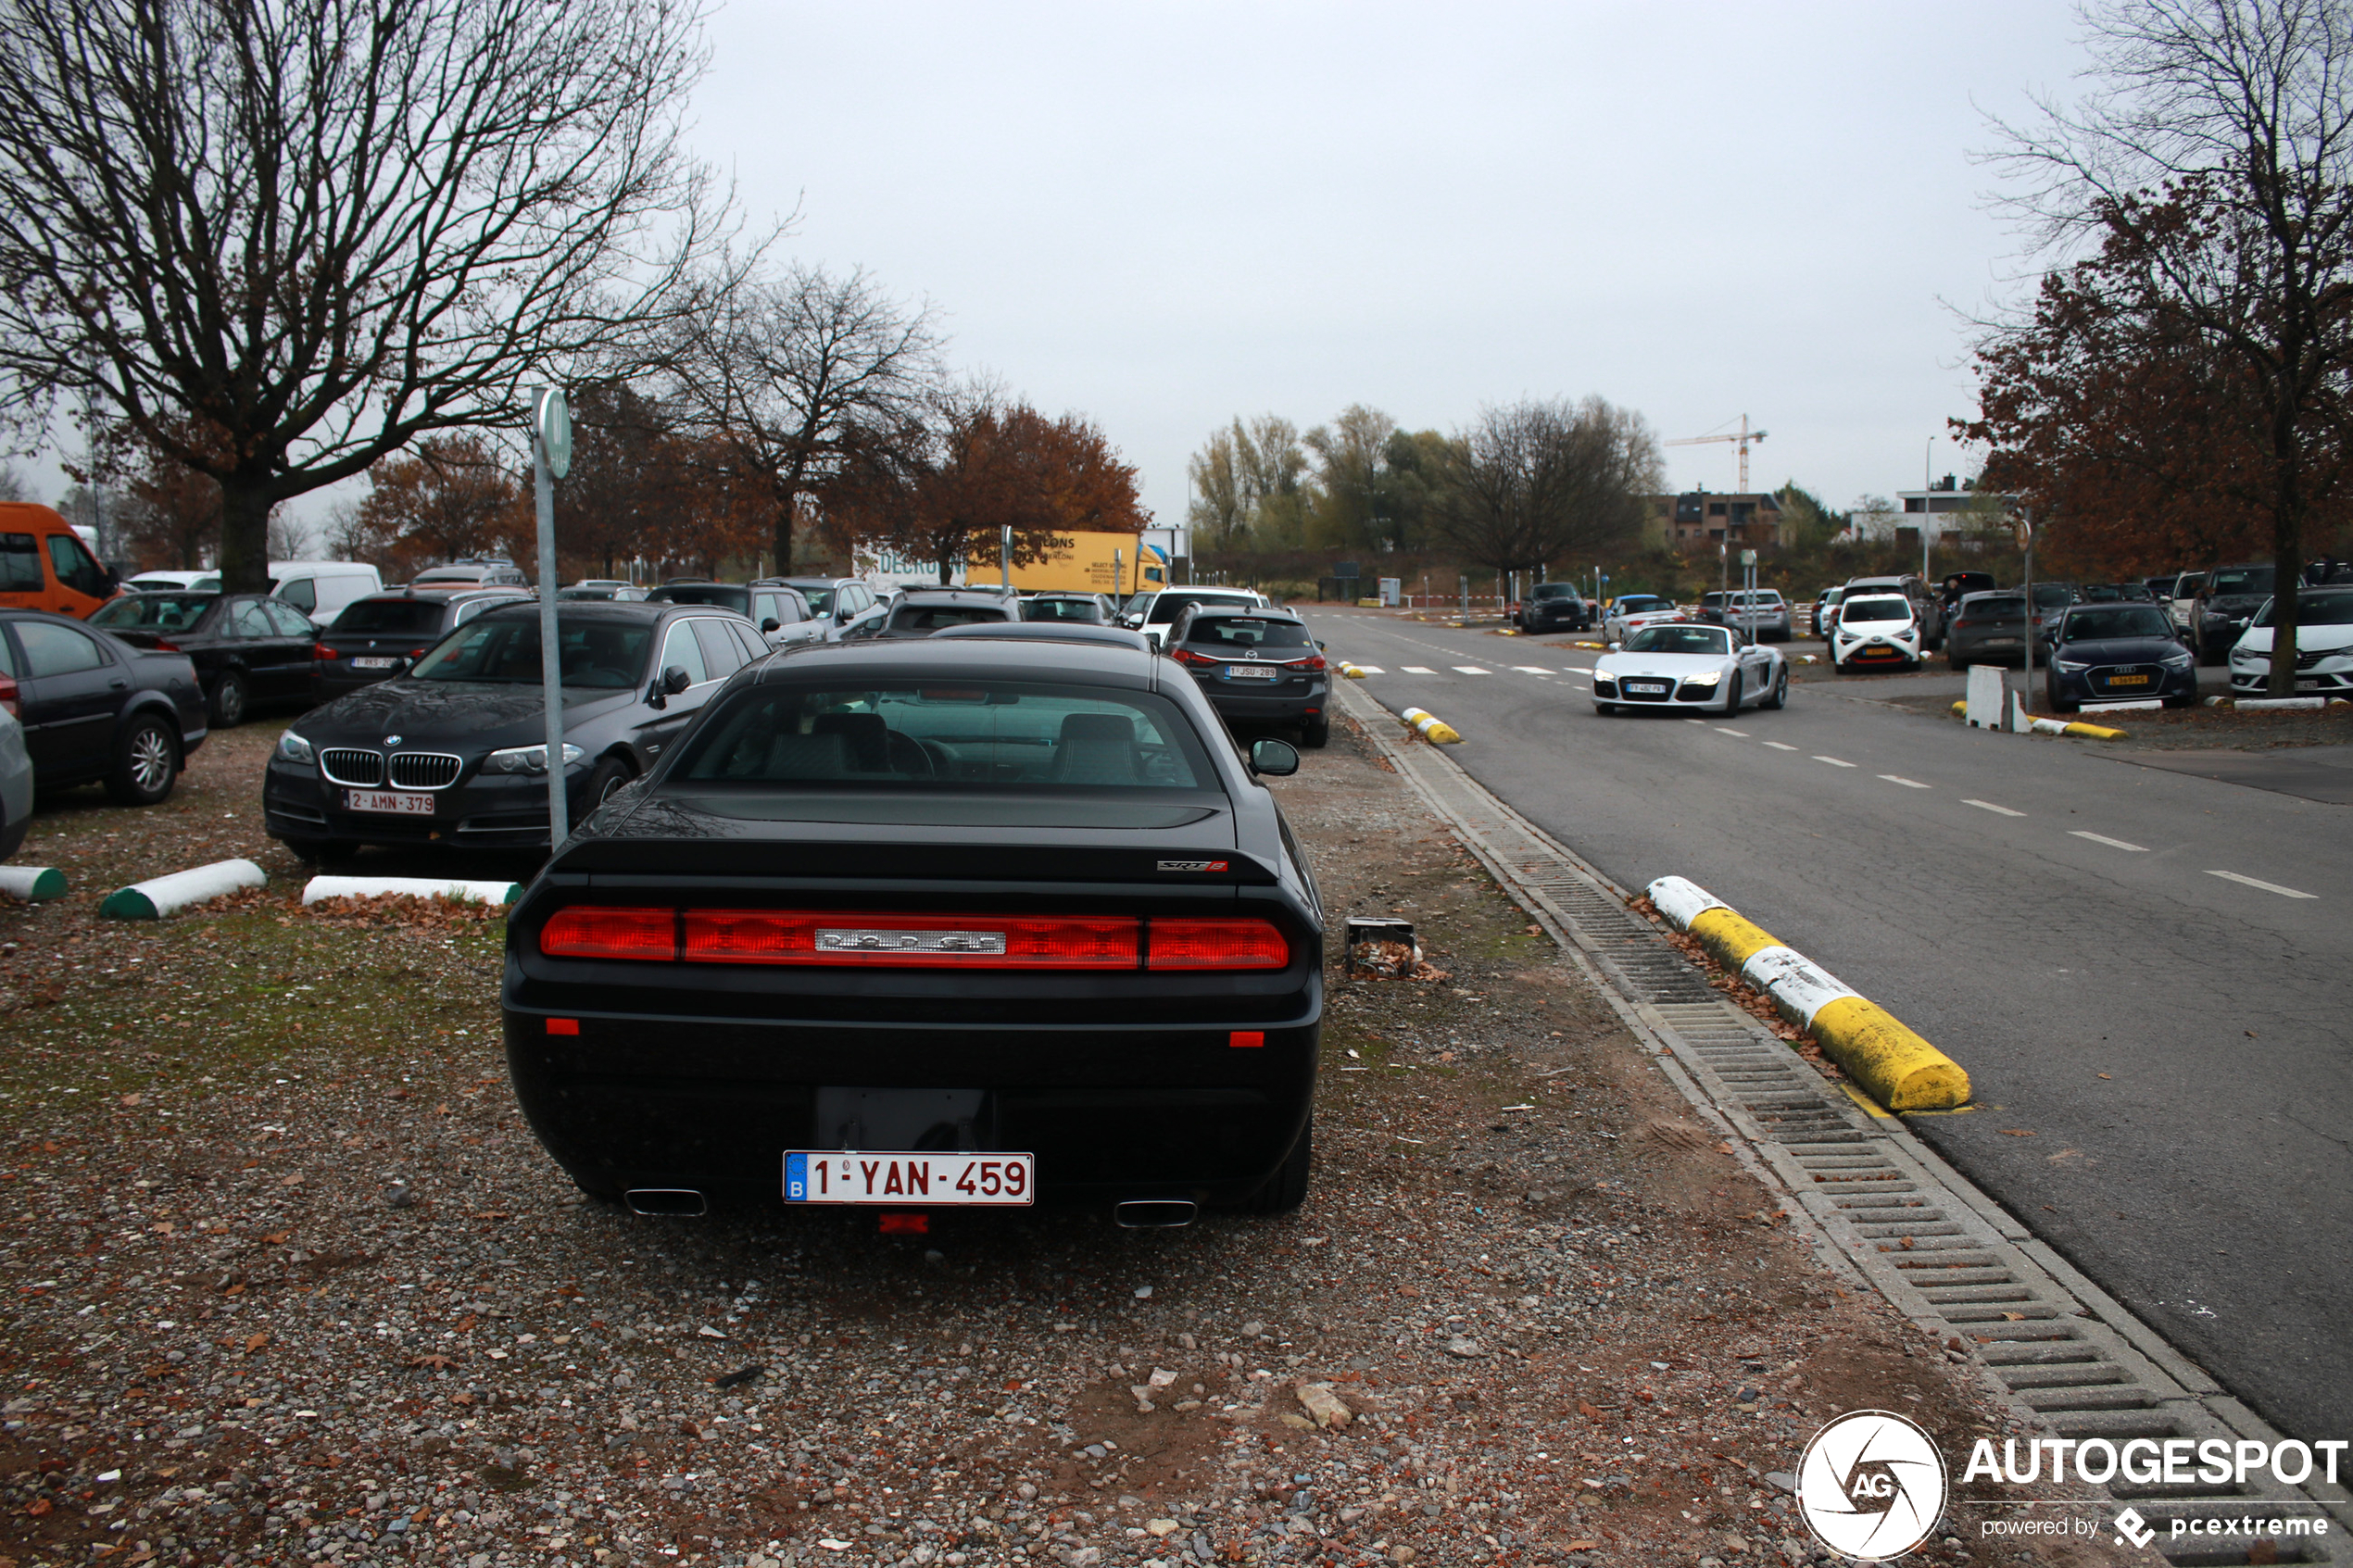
<box><xmin>1333</xmin><ymin>681</ymin><xmax>2351</xmax><ymax>1564</ymax></box>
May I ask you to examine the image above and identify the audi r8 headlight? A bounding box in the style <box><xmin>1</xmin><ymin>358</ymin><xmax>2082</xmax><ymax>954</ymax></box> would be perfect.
<box><xmin>1681</xmin><ymin>670</ymin><xmax>1722</xmax><ymax>686</ymax></box>
<box><xmin>484</xmin><ymin>742</ymin><xmax>587</xmax><ymax>774</ymax></box>
<box><xmin>274</xmin><ymin>731</ymin><xmax>315</xmax><ymax>765</ymax></box>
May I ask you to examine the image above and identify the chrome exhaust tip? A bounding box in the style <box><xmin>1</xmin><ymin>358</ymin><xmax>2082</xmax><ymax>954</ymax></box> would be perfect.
<box><xmin>1114</xmin><ymin>1199</ymin><xmax>1198</xmax><ymax>1229</ymax></box>
<box><xmin>623</xmin><ymin>1187</ymin><xmax>708</xmax><ymax>1217</ymax></box>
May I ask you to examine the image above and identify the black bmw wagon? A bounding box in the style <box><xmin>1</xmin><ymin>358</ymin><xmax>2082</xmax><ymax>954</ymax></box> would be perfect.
<box><xmin>500</xmin><ymin>633</ymin><xmax>1325</xmax><ymax>1222</ymax></box>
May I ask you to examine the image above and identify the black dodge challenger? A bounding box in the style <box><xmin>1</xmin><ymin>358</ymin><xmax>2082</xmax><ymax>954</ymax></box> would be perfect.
<box><xmin>500</xmin><ymin>630</ymin><xmax>1325</xmax><ymax>1223</ymax></box>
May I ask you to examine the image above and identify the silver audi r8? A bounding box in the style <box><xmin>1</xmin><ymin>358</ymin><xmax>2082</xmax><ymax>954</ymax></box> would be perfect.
<box><xmin>1592</xmin><ymin>621</ymin><xmax>1790</xmax><ymax>716</ymax></box>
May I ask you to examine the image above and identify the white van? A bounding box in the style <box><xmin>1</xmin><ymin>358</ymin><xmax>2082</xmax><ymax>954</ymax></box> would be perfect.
<box><xmin>121</xmin><ymin>559</ymin><xmax>381</xmax><ymax>624</ymax></box>
<box><xmin>269</xmin><ymin>560</ymin><xmax>383</xmax><ymax>626</ymax></box>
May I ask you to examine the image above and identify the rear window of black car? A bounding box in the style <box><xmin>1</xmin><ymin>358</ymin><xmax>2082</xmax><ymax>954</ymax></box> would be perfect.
<box><xmin>648</xmin><ymin>584</ymin><xmax>751</xmax><ymax>614</ymax></box>
<box><xmin>674</xmin><ymin>683</ymin><xmax>1217</xmax><ymax>790</ymax></box>
<box><xmin>409</xmin><ymin>615</ymin><xmax>653</xmax><ymax>688</ymax></box>
<box><xmin>2062</xmin><ymin>607</ymin><xmax>2172</xmax><ymax>640</ymax></box>
<box><xmin>2209</xmin><ymin>567</ymin><xmax>2274</xmax><ymax>596</ymax></box>
<box><xmin>1183</xmin><ymin>617</ymin><xmax>1311</xmax><ymax>650</ymax></box>
<box><xmin>1024</xmin><ymin>597</ymin><xmax>1103</xmax><ymax>622</ymax></box>
<box><xmin>889</xmin><ymin>602</ymin><xmax>1010</xmax><ymax>633</ymax></box>
<box><xmin>1531</xmin><ymin>584</ymin><xmax>1578</xmax><ymax>600</ymax></box>
<box><xmin>333</xmin><ymin>598</ymin><xmax>450</xmax><ymax>634</ymax></box>
<box><xmin>91</xmin><ymin>594</ymin><xmax>216</xmax><ymax>632</ymax></box>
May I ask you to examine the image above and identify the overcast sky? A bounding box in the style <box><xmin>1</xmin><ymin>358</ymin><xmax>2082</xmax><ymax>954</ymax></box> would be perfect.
<box><xmin>685</xmin><ymin>0</ymin><xmax>2089</xmax><ymax>539</ymax></box>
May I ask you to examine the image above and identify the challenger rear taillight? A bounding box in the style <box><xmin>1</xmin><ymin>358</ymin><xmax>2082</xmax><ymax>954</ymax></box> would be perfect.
<box><xmin>682</xmin><ymin>911</ymin><xmax>1140</xmax><ymax>969</ymax></box>
<box><xmin>539</xmin><ymin>906</ymin><xmax>676</xmax><ymax>960</ymax></box>
<box><xmin>1148</xmin><ymin>918</ymin><xmax>1290</xmax><ymax>971</ymax></box>
<box><xmin>537</xmin><ymin>908</ymin><xmax>1287</xmax><ymax>971</ymax></box>
<box><xmin>152</xmin><ymin>639</ymin><xmax>180</xmax><ymax>653</ymax></box>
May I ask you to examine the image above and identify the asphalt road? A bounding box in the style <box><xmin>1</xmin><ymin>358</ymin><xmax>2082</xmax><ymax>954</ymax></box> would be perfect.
<box><xmin>1306</xmin><ymin>608</ymin><xmax>2353</xmax><ymax>1441</ymax></box>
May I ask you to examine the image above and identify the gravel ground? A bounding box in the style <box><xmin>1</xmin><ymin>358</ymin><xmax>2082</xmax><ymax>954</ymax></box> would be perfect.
<box><xmin>0</xmin><ymin>716</ymin><xmax>2128</xmax><ymax>1568</ymax></box>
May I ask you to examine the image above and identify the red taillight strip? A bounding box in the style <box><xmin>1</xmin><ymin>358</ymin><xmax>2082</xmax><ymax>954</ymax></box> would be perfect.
<box><xmin>540</xmin><ymin>906</ymin><xmax>677</xmax><ymax>960</ymax></box>
<box><xmin>538</xmin><ymin>908</ymin><xmax>1292</xmax><ymax>972</ymax></box>
<box><xmin>683</xmin><ymin>910</ymin><xmax>1140</xmax><ymax>969</ymax></box>
<box><xmin>1147</xmin><ymin>918</ymin><xmax>1290</xmax><ymax>971</ymax></box>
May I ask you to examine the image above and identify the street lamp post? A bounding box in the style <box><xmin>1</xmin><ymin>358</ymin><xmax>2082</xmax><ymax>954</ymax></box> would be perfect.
<box><xmin>533</xmin><ymin>387</ymin><xmax>573</xmax><ymax>847</ymax></box>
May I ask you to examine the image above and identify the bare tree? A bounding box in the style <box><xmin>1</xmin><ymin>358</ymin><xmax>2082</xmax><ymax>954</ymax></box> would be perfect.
<box><xmin>0</xmin><ymin>461</ymin><xmax>28</xmax><ymax>503</ymax></box>
<box><xmin>667</xmin><ymin>265</ymin><xmax>939</xmax><ymax>576</ymax></box>
<box><xmin>1980</xmin><ymin>0</ymin><xmax>2353</xmax><ymax>696</ymax></box>
<box><xmin>1431</xmin><ymin>397</ymin><xmax>1659</xmax><ymax>574</ymax></box>
<box><xmin>0</xmin><ymin>0</ymin><xmax>752</xmax><ymax>591</ymax></box>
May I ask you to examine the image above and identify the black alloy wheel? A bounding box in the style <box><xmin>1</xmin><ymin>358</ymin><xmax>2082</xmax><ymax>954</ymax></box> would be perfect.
<box><xmin>1761</xmin><ymin>666</ymin><xmax>1788</xmax><ymax>709</ymax></box>
<box><xmin>208</xmin><ymin>670</ymin><xmax>248</xmax><ymax>727</ymax></box>
<box><xmin>582</xmin><ymin>755</ymin><xmax>635</xmax><ymax>810</ymax></box>
<box><xmin>106</xmin><ymin>713</ymin><xmax>179</xmax><ymax>806</ymax></box>
<box><xmin>1300</xmin><ymin>718</ymin><xmax>1329</xmax><ymax>749</ymax></box>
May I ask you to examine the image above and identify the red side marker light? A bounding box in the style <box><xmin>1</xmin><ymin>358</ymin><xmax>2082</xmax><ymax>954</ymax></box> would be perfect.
<box><xmin>546</xmin><ymin>1018</ymin><xmax>580</xmax><ymax>1036</ymax></box>
<box><xmin>1229</xmin><ymin>1031</ymin><xmax>1265</xmax><ymax>1048</ymax></box>
<box><xmin>878</xmin><ymin>1212</ymin><xmax>929</xmax><ymax>1235</ymax></box>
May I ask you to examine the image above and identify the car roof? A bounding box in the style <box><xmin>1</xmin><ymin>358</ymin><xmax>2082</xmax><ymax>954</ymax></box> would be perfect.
<box><xmin>896</xmin><ymin>587</ymin><xmax>1014</xmax><ymax>603</ymax></box>
<box><xmin>932</xmin><ymin>622</ymin><xmax>1151</xmax><ymax>652</ymax></box>
<box><xmin>1179</xmin><ymin>604</ymin><xmax>1303</xmax><ymax>621</ymax></box>
<box><xmin>473</xmin><ymin>599</ymin><xmax>693</xmax><ymax>623</ymax></box>
<box><xmin>759</xmin><ymin>633</ymin><xmax>1159</xmax><ymax>688</ymax></box>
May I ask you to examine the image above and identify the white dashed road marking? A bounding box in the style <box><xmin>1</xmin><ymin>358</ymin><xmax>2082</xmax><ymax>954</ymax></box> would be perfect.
<box><xmin>1352</xmin><ymin>664</ymin><xmax>1386</xmax><ymax>674</ymax></box>
<box><xmin>1813</xmin><ymin>756</ymin><xmax>1856</xmax><ymax>767</ymax></box>
<box><xmin>2206</xmin><ymin>870</ymin><xmax>2318</xmax><ymax>899</ymax></box>
<box><xmin>1879</xmin><ymin>774</ymin><xmax>1931</xmax><ymax>788</ymax></box>
<box><xmin>1715</xmin><ymin>727</ymin><xmax>1748</xmax><ymax>736</ymax></box>
<box><xmin>2070</xmin><ymin>831</ymin><xmax>2149</xmax><ymax>852</ymax></box>
<box><xmin>1512</xmin><ymin>666</ymin><xmax>1553</xmax><ymax>674</ymax></box>
<box><xmin>1965</xmin><ymin>799</ymin><xmax>2027</xmax><ymax>817</ymax></box>
<box><xmin>1762</xmin><ymin>741</ymin><xmax>1798</xmax><ymax>752</ymax></box>
<box><xmin>1453</xmin><ymin>666</ymin><xmax>1491</xmax><ymax>675</ymax></box>
<box><xmin>1403</xmin><ymin>666</ymin><xmax>1436</xmax><ymax>674</ymax></box>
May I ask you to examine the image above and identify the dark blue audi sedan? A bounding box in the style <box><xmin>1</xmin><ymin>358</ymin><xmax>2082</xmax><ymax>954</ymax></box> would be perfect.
<box><xmin>2043</xmin><ymin>602</ymin><xmax>2198</xmax><ymax>712</ymax></box>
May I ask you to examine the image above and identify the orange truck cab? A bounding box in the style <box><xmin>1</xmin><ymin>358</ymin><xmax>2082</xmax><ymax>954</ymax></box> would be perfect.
<box><xmin>0</xmin><ymin>504</ymin><xmax>120</xmax><ymax>618</ymax></box>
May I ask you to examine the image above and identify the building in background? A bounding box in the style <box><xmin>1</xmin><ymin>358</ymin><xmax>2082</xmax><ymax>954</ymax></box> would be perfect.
<box><xmin>1643</xmin><ymin>489</ymin><xmax>1784</xmax><ymax>550</ymax></box>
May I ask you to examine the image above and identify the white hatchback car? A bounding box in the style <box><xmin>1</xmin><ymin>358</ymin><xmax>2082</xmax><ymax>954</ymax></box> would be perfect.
<box><xmin>1830</xmin><ymin>594</ymin><xmax>1925</xmax><ymax>673</ymax></box>
<box><xmin>1593</xmin><ymin>621</ymin><xmax>1789</xmax><ymax>716</ymax></box>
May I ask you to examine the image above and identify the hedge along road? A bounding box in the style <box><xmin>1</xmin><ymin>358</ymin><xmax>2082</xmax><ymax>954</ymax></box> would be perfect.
<box><xmin>1307</xmin><ymin>607</ymin><xmax>2353</xmax><ymax>1441</ymax></box>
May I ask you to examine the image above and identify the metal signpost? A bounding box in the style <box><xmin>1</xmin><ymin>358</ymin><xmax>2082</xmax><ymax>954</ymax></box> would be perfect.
<box><xmin>533</xmin><ymin>387</ymin><xmax>573</xmax><ymax>847</ymax></box>
<box><xmin>2018</xmin><ymin>509</ymin><xmax>2035</xmax><ymax>733</ymax></box>
<box><xmin>1741</xmin><ymin>547</ymin><xmax>1758</xmax><ymax>642</ymax></box>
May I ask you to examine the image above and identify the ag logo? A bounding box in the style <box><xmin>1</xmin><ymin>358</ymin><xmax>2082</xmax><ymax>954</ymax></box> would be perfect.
<box><xmin>1795</xmin><ymin>1410</ymin><xmax>1947</xmax><ymax>1561</ymax></box>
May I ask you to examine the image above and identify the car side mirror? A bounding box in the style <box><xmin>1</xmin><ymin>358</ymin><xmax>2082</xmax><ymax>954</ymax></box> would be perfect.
<box><xmin>1607</xmin><ymin>639</ymin><xmax>1622</xmax><ymax>651</ymax></box>
<box><xmin>662</xmin><ymin>665</ymin><xmax>693</xmax><ymax>695</ymax></box>
<box><xmin>1249</xmin><ymin>737</ymin><xmax>1300</xmax><ymax>777</ymax></box>
<box><xmin>761</xmin><ymin>618</ymin><xmax>781</xmax><ymax>633</ymax></box>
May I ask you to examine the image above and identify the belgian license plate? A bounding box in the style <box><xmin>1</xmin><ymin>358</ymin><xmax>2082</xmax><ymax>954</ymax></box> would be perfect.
<box><xmin>346</xmin><ymin>790</ymin><xmax>434</xmax><ymax>816</ymax></box>
<box><xmin>1985</xmin><ymin>636</ymin><xmax>2020</xmax><ymax>646</ymax></box>
<box><xmin>1625</xmin><ymin>681</ymin><xmax>1668</xmax><ymax>694</ymax></box>
<box><xmin>351</xmin><ymin>656</ymin><xmax>398</xmax><ymax>670</ymax></box>
<box><xmin>1226</xmin><ymin>665</ymin><xmax>1279</xmax><ymax>680</ymax></box>
<box><xmin>2108</xmin><ymin>673</ymin><xmax>2150</xmax><ymax>686</ymax></box>
<box><xmin>784</xmin><ymin>1151</ymin><xmax>1034</xmax><ymax>1206</ymax></box>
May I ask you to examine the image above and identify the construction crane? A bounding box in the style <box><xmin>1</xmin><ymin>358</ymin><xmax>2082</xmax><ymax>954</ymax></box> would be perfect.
<box><xmin>1667</xmin><ymin>414</ymin><xmax>1768</xmax><ymax>491</ymax></box>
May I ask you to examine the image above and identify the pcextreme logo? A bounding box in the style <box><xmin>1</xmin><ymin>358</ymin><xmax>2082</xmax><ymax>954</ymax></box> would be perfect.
<box><xmin>1796</xmin><ymin>1410</ymin><xmax>1950</xmax><ymax>1561</ymax></box>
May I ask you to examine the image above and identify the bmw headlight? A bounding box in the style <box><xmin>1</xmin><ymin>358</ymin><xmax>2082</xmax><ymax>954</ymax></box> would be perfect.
<box><xmin>275</xmin><ymin>731</ymin><xmax>315</xmax><ymax>765</ymax></box>
<box><xmin>2053</xmin><ymin>659</ymin><xmax>2089</xmax><ymax>673</ymax></box>
<box><xmin>1682</xmin><ymin>669</ymin><xmax>1722</xmax><ymax>686</ymax></box>
<box><xmin>484</xmin><ymin>742</ymin><xmax>586</xmax><ymax>774</ymax></box>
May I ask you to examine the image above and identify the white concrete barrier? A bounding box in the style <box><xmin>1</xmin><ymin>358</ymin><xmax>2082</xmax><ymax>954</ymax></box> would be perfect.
<box><xmin>1964</xmin><ymin>665</ymin><xmax>2004</xmax><ymax>728</ymax></box>
<box><xmin>0</xmin><ymin>865</ymin><xmax>66</xmax><ymax>901</ymax></box>
<box><xmin>99</xmin><ymin>859</ymin><xmax>267</xmax><ymax>920</ymax></box>
<box><xmin>301</xmin><ymin>875</ymin><xmax>523</xmax><ymax>907</ymax></box>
